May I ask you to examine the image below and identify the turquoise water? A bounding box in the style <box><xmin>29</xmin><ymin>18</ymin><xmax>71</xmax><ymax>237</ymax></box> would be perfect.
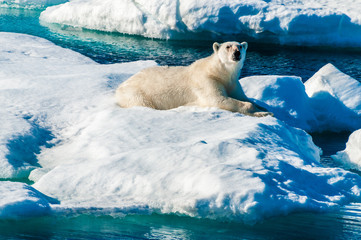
<box><xmin>1</xmin><ymin>6</ymin><xmax>361</xmax><ymax>240</ymax></box>
<box><xmin>1</xmin><ymin>207</ymin><xmax>361</xmax><ymax>240</ymax></box>
<box><xmin>1</xmin><ymin>205</ymin><xmax>361</xmax><ymax>239</ymax></box>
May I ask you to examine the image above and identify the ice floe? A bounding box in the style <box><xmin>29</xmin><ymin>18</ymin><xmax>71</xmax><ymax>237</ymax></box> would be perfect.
<box><xmin>32</xmin><ymin>106</ymin><xmax>361</xmax><ymax>222</ymax></box>
<box><xmin>39</xmin><ymin>0</ymin><xmax>361</xmax><ymax>47</ymax></box>
<box><xmin>1</xmin><ymin>33</ymin><xmax>361</xmax><ymax>222</ymax></box>
<box><xmin>0</xmin><ymin>0</ymin><xmax>67</xmax><ymax>9</ymax></box>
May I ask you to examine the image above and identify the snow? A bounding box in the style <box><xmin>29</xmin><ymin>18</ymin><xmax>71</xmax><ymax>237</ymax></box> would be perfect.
<box><xmin>240</xmin><ymin>75</ymin><xmax>317</xmax><ymax>131</ymax></box>
<box><xmin>0</xmin><ymin>32</ymin><xmax>155</xmax><ymax>179</ymax></box>
<box><xmin>332</xmin><ymin>129</ymin><xmax>361</xmax><ymax>171</ymax></box>
<box><xmin>1</xmin><ymin>32</ymin><xmax>361</xmax><ymax>222</ymax></box>
<box><xmin>0</xmin><ymin>181</ymin><xmax>54</xmax><ymax>219</ymax></box>
<box><xmin>40</xmin><ymin>0</ymin><xmax>361</xmax><ymax>47</ymax></box>
<box><xmin>305</xmin><ymin>64</ymin><xmax>361</xmax><ymax>113</ymax></box>
<box><xmin>241</xmin><ymin>64</ymin><xmax>361</xmax><ymax>132</ymax></box>
<box><xmin>0</xmin><ymin>111</ymin><xmax>34</xmax><ymax>179</ymax></box>
<box><xmin>32</xmin><ymin>106</ymin><xmax>361</xmax><ymax>222</ymax></box>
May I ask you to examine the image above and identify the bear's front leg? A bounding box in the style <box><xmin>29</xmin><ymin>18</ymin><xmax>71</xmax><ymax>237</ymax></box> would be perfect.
<box><xmin>219</xmin><ymin>97</ymin><xmax>273</xmax><ymax>117</ymax></box>
<box><xmin>195</xmin><ymin>80</ymin><xmax>273</xmax><ymax>117</ymax></box>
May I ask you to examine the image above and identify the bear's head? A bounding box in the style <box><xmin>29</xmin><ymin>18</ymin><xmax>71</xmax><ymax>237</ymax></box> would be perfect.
<box><xmin>213</xmin><ymin>41</ymin><xmax>248</xmax><ymax>68</ymax></box>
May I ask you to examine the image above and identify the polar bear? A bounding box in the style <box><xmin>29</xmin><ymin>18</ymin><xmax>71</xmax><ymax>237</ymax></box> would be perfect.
<box><xmin>116</xmin><ymin>41</ymin><xmax>272</xmax><ymax>117</ymax></box>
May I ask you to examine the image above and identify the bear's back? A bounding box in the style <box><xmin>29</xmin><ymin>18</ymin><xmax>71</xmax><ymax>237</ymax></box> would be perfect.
<box><xmin>124</xmin><ymin>65</ymin><xmax>197</xmax><ymax>109</ymax></box>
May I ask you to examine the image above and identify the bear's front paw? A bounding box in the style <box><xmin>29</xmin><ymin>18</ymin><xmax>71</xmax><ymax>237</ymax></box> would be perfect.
<box><xmin>254</xmin><ymin>111</ymin><xmax>274</xmax><ymax>117</ymax></box>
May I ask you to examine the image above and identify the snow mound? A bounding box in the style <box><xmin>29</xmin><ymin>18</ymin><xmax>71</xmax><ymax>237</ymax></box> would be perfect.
<box><xmin>1</xmin><ymin>32</ymin><xmax>361</xmax><ymax>222</ymax></box>
<box><xmin>0</xmin><ymin>181</ymin><xmax>54</xmax><ymax>219</ymax></box>
<box><xmin>241</xmin><ymin>64</ymin><xmax>361</xmax><ymax>132</ymax></box>
<box><xmin>332</xmin><ymin>129</ymin><xmax>361</xmax><ymax>171</ymax></box>
<box><xmin>40</xmin><ymin>0</ymin><xmax>361</xmax><ymax>47</ymax></box>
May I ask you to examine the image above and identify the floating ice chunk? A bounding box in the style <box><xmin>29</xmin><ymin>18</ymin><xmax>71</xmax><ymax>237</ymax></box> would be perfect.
<box><xmin>332</xmin><ymin>129</ymin><xmax>361</xmax><ymax>171</ymax></box>
<box><xmin>1</xmin><ymin>32</ymin><xmax>361</xmax><ymax>223</ymax></box>
<box><xmin>305</xmin><ymin>64</ymin><xmax>361</xmax><ymax>114</ymax></box>
<box><xmin>40</xmin><ymin>0</ymin><xmax>178</xmax><ymax>39</ymax></box>
<box><xmin>0</xmin><ymin>181</ymin><xmax>55</xmax><ymax>219</ymax></box>
<box><xmin>40</xmin><ymin>0</ymin><xmax>361</xmax><ymax>47</ymax></box>
<box><xmin>305</xmin><ymin>63</ymin><xmax>361</xmax><ymax>132</ymax></box>
<box><xmin>0</xmin><ymin>0</ymin><xmax>67</xmax><ymax>9</ymax></box>
<box><xmin>33</xmin><ymin>107</ymin><xmax>361</xmax><ymax>223</ymax></box>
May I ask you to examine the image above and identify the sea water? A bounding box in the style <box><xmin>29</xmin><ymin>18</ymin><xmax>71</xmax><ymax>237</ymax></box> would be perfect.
<box><xmin>1</xmin><ymin>7</ymin><xmax>361</xmax><ymax>240</ymax></box>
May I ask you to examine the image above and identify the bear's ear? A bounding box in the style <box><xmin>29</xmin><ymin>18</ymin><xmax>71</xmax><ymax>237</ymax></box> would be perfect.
<box><xmin>241</xmin><ymin>42</ymin><xmax>248</xmax><ymax>51</ymax></box>
<box><xmin>213</xmin><ymin>42</ymin><xmax>220</xmax><ymax>52</ymax></box>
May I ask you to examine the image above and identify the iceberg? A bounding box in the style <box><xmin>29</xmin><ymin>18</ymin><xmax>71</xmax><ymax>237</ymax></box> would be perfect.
<box><xmin>1</xmin><ymin>32</ymin><xmax>361</xmax><ymax>222</ymax></box>
<box><xmin>332</xmin><ymin>129</ymin><xmax>361</xmax><ymax>171</ymax></box>
<box><xmin>40</xmin><ymin>0</ymin><xmax>361</xmax><ymax>47</ymax></box>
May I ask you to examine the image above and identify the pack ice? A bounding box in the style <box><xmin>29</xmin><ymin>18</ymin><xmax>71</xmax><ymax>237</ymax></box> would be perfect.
<box><xmin>40</xmin><ymin>0</ymin><xmax>361</xmax><ymax>47</ymax></box>
<box><xmin>0</xmin><ymin>32</ymin><xmax>361</xmax><ymax>222</ymax></box>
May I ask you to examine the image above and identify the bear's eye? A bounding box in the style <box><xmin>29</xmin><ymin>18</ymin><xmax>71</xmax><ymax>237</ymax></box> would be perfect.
<box><xmin>226</xmin><ymin>45</ymin><xmax>231</xmax><ymax>49</ymax></box>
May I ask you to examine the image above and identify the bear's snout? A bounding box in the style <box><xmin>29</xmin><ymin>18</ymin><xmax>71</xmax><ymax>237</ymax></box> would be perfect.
<box><xmin>233</xmin><ymin>49</ymin><xmax>241</xmax><ymax>61</ymax></box>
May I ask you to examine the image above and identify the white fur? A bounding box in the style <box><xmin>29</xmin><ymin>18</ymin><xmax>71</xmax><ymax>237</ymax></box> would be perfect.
<box><xmin>116</xmin><ymin>41</ymin><xmax>272</xmax><ymax>117</ymax></box>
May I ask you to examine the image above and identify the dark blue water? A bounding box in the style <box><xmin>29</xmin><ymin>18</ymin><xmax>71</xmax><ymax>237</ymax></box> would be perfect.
<box><xmin>1</xmin><ymin>6</ymin><xmax>361</xmax><ymax>240</ymax></box>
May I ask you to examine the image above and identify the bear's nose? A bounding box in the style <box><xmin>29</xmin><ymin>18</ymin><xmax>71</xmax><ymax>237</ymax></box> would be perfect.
<box><xmin>234</xmin><ymin>50</ymin><xmax>240</xmax><ymax>58</ymax></box>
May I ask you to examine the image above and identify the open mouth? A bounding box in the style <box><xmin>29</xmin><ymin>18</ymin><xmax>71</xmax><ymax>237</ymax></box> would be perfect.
<box><xmin>232</xmin><ymin>55</ymin><xmax>240</xmax><ymax>61</ymax></box>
